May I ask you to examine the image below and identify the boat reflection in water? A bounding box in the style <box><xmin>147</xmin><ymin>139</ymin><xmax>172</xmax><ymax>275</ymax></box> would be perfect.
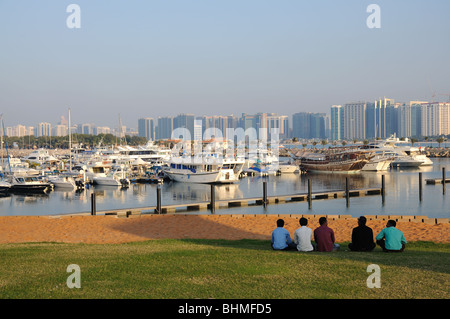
<box><xmin>165</xmin><ymin>181</ymin><xmax>243</xmax><ymax>202</ymax></box>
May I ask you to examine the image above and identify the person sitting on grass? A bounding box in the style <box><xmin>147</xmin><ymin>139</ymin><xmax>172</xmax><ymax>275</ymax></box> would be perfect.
<box><xmin>348</xmin><ymin>216</ymin><xmax>376</xmax><ymax>252</ymax></box>
<box><xmin>271</xmin><ymin>219</ymin><xmax>297</xmax><ymax>251</ymax></box>
<box><xmin>313</xmin><ymin>217</ymin><xmax>340</xmax><ymax>252</ymax></box>
<box><xmin>294</xmin><ymin>217</ymin><xmax>314</xmax><ymax>252</ymax></box>
<box><xmin>376</xmin><ymin>219</ymin><xmax>407</xmax><ymax>252</ymax></box>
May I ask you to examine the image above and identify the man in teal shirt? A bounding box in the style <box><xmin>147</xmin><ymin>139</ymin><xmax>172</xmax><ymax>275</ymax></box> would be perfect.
<box><xmin>376</xmin><ymin>220</ymin><xmax>407</xmax><ymax>252</ymax></box>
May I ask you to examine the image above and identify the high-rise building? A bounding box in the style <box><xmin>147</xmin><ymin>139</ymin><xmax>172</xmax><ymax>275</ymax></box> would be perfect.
<box><xmin>54</xmin><ymin>124</ymin><xmax>68</xmax><ymax>137</ymax></box>
<box><xmin>292</xmin><ymin>112</ymin><xmax>326</xmax><ymax>139</ymax></box>
<box><xmin>330</xmin><ymin>105</ymin><xmax>344</xmax><ymax>140</ymax></box>
<box><xmin>292</xmin><ymin>112</ymin><xmax>311</xmax><ymax>139</ymax></box>
<box><xmin>344</xmin><ymin>102</ymin><xmax>366</xmax><ymax>140</ymax></box>
<box><xmin>266</xmin><ymin>113</ymin><xmax>289</xmax><ymax>139</ymax></box>
<box><xmin>173</xmin><ymin>113</ymin><xmax>195</xmax><ymax>139</ymax></box>
<box><xmin>37</xmin><ymin>122</ymin><xmax>52</xmax><ymax>137</ymax></box>
<box><xmin>138</xmin><ymin>118</ymin><xmax>155</xmax><ymax>140</ymax></box>
<box><xmin>421</xmin><ymin>102</ymin><xmax>450</xmax><ymax>137</ymax></box>
<box><xmin>156</xmin><ymin>116</ymin><xmax>174</xmax><ymax>140</ymax></box>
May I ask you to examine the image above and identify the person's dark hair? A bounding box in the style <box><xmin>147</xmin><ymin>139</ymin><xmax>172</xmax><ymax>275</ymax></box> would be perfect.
<box><xmin>300</xmin><ymin>217</ymin><xmax>308</xmax><ymax>226</ymax></box>
<box><xmin>358</xmin><ymin>216</ymin><xmax>367</xmax><ymax>226</ymax></box>
<box><xmin>387</xmin><ymin>219</ymin><xmax>396</xmax><ymax>227</ymax></box>
<box><xmin>277</xmin><ymin>219</ymin><xmax>284</xmax><ymax>227</ymax></box>
<box><xmin>319</xmin><ymin>217</ymin><xmax>327</xmax><ymax>225</ymax></box>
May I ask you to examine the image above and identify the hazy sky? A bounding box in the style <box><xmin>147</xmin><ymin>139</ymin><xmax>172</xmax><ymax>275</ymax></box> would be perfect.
<box><xmin>1</xmin><ymin>0</ymin><xmax>450</xmax><ymax>129</ymax></box>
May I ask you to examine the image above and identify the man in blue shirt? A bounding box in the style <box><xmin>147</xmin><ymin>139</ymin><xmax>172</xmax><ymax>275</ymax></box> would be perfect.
<box><xmin>271</xmin><ymin>219</ymin><xmax>297</xmax><ymax>251</ymax></box>
<box><xmin>376</xmin><ymin>220</ymin><xmax>407</xmax><ymax>252</ymax></box>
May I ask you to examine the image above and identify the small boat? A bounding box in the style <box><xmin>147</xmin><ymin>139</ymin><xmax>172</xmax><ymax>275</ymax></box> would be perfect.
<box><xmin>276</xmin><ymin>161</ymin><xmax>299</xmax><ymax>174</ymax></box>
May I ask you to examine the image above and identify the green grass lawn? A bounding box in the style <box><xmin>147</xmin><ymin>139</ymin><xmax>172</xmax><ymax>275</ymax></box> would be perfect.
<box><xmin>0</xmin><ymin>239</ymin><xmax>448</xmax><ymax>299</ymax></box>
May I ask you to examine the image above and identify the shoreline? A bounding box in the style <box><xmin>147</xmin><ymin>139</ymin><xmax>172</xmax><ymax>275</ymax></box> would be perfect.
<box><xmin>0</xmin><ymin>214</ymin><xmax>449</xmax><ymax>245</ymax></box>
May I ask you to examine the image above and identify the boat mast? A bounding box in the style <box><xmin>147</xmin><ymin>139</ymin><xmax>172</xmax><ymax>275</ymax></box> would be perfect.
<box><xmin>1</xmin><ymin>115</ymin><xmax>12</xmax><ymax>177</ymax></box>
<box><xmin>68</xmin><ymin>108</ymin><xmax>72</xmax><ymax>173</ymax></box>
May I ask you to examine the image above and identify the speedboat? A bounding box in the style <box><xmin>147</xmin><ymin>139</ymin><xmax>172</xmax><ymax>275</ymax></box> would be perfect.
<box><xmin>9</xmin><ymin>175</ymin><xmax>52</xmax><ymax>193</ymax></box>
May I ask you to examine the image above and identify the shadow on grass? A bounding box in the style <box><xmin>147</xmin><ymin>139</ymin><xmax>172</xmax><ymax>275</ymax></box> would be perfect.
<box><xmin>109</xmin><ymin>215</ymin><xmax>450</xmax><ymax>275</ymax></box>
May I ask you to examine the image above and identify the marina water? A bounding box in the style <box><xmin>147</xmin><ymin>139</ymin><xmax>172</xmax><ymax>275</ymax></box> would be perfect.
<box><xmin>1</xmin><ymin>158</ymin><xmax>449</xmax><ymax>219</ymax></box>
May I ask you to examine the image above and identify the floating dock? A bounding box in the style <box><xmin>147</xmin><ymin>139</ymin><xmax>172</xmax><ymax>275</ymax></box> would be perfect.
<box><xmin>93</xmin><ymin>187</ymin><xmax>382</xmax><ymax>216</ymax></box>
<box><xmin>425</xmin><ymin>178</ymin><xmax>450</xmax><ymax>184</ymax></box>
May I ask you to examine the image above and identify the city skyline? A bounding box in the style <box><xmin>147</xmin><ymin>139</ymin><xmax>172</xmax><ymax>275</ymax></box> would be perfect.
<box><xmin>5</xmin><ymin>99</ymin><xmax>450</xmax><ymax>142</ymax></box>
<box><xmin>1</xmin><ymin>1</ymin><xmax>450</xmax><ymax>128</ymax></box>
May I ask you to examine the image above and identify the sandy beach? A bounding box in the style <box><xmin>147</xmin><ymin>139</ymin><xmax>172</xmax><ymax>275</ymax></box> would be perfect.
<box><xmin>0</xmin><ymin>214</ymin><xmax>449</xmax><ymax>245</ymax></box>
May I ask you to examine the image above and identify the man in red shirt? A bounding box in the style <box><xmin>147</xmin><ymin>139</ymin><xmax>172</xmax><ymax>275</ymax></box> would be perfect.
<box><xmin>313</xmin><ymin>217</ymin><xmax>340</xmax><ymax>252</ymax></box>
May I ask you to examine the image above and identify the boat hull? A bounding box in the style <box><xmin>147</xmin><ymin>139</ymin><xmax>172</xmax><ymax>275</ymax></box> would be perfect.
<box><xmin>300</xmin><ymin>160</ymin><xmax>368</xmax><ymax>173</ymax></box>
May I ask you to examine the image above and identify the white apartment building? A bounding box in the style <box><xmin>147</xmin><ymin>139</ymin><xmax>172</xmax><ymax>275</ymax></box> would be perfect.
<box><xmin>421</xmin><ymin>102</ymin><xmax>450</xmax><ymax>137</ymax></box>
<box><xmin>344</xmin><ymin>102</ymin><xmax>366</xmax><ymax>140</ymax></box>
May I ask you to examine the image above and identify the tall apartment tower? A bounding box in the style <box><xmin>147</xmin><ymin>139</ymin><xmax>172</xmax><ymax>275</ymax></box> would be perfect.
<box><xmin>344</xmin><ymin>102</ymin><xmax>366</xmax><ymax>140</ymax></box>
<box><xmin>330</xmin><ymin>105</ymin><xmax>344</xmax><ymax>141</ymax></box>
<box><xmin>156</xmin><ymin>116</ymin><xmax>173</xmax><ymax>140</ymax></box>
<box><xmin>138</xmin><ymin>118</ymin><xmax>155</xmax><ymax>140</ymax></box>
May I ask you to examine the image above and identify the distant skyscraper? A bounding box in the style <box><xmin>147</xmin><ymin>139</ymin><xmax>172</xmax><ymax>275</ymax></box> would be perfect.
<box><xmin>292</xmin><ymin>112</ymin><xmax>311</xmax><ymax>139</ymax></box>
<box><xmin>421</xmin><ymin>102</ymin><xmax>450</xmax><ymax>137</ymax></box>
<box><xmin>292</xmin><ymin>112</ymin><xmax>326</xmax><ymax>139</ymax></box>
<box><xmin>37</xmin><ymin>122</ymin><xmax>52</xmax><ymax>137</ymax></box>
<box><xmin>138</xmin><ymin>118</ymin><xmax>155</xmax><ymax>140</ymax></box>
<box><xmin>266</xmin><ymin>113</ymin><xmax>289</xmax><ymax>139</ymax></box>
<box><xmin>330</xmin><ymin>105</ymin><xmax>344</xmax><ymax>140</ymax></box>
<box><xmin>173</xmin><ymin>113</ymin><xmax>195</xmax><ymax>139</ymax></box>
<box><xmin>344</xmin><ymin>102</ymin><xmax>366</xmax><ymax>140</ymax></box>
<box><xmin>156</xmin><ymin>116</ymin><xmax>173</xmax><ymax>140</ymax></box>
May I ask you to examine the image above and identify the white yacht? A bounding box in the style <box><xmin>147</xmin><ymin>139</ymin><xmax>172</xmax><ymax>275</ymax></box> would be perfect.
<box><xmin>361</xmin><ymin>150</ymin><xmax>395</xmax><ymax>171</ymax></box>
<box><xmin>47</xmin><ymin>175</ymin><xmax>78</xmax><ymax>190</ymax></box>
<box><xmin>360</xmin><ymin>135</ymin><xmax>432</xmax><ymax>168</ymax></box>
<box><xmin>93</xmin><ymin>166</ymin><xmax>130</xmax><ymax>187</ymax></box>
<box><xmin>163</xmin><ymin>154</ymin><xmax>244</xmax><ymax>184</ymax></box>
<box><xmin>21</xmin><ymin>149</ymin><xmax>59</xmax><ymax>165</ymax></box>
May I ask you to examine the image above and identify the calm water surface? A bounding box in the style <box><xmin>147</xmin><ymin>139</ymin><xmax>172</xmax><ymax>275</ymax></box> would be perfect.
<box><xmin>1</xmin><ymin>158</ymin><xmax>449</xmax><ymax>219</ymax></box>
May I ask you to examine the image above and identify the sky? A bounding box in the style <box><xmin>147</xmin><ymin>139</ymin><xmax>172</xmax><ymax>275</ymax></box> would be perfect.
<box><xmin>1</xmin><ymin>0</ymin><xmax>450</xmax><ymax>129</ymax></box>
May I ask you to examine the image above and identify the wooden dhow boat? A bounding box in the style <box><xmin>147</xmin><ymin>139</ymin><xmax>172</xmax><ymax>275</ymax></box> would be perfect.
<box><xmin>297</xmin><ymin>150</ymin><xmax>372</xmax><ymax>173</ymax></box>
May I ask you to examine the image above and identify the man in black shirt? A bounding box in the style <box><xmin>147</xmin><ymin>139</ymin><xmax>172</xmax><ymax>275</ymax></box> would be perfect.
<box><xmin>348</xmin><ymin>216</ymin><xmax>376</xmax><ymax>252</ymax></box>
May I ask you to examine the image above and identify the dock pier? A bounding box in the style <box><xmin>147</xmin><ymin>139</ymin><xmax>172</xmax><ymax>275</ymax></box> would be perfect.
<box><xmin>94</xmin><ymin>187</ymin><xmax>382</xmax><ymax>217</ymax></box>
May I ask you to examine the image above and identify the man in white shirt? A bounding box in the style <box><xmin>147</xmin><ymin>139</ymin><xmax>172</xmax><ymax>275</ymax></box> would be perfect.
<box><xmin>294</xmin><ymin>217</ymin><xmax>314</xmax><ymax>252</ymax></box>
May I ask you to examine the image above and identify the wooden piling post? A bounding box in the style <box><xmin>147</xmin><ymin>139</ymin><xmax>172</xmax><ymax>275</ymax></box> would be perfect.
<box><xmin>443</xmin><ymin>167</ymin><xmax>446</xmax><ymax>194</ymax></box>
<box><xmin>419</xmin><ymin>172</ymin><xmax>422</xmax><ymax>201</ymax></box>
<box><xmin>156</xmin><ymin>184</ymin><xmax>162</xmax><ymax>214</ymax></box>
<box><xmin>381</xmin><ymin>175</ymin><xmax>385</xmax><ymax>204</ymax></box>
<box><xmin>345</xmin><ymin>177</ymin><xmax>349</xmax><ymax>207</ymax></box>
<box><xmin>210</xmin><ymin>184</ymin><xmax>215</xmax><ymax>213</ymax></box>
<box><xmin>308</xmin><ymin>178</ymin><xmax>312</xmax><ymax>209</ymax></box>
<box><xmin>91</xmin><ymin>193</ymin><xmax>96</xmax><ymax>216</ymax></box>
<box><xmin>263</xmin><ymin>180</ymin><xmax>268</xmax><ymax>206</ymax></box>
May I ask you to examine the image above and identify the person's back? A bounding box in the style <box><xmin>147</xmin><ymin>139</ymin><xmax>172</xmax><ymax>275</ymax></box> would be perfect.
<box><xmin>376</xmin><ymin>220</ymin><xmax>407</xmax><ymax>252</ymax></box>
<box><xmin>314</xmin><ymin>217</ymin><xmax>339</xmax><ymax>252</ymax></box>
<box><xmin>294</xmin><ymin>217</ymin><xmax>314</xmax><ymax>252</ymax></box>
<box><xmin>349</xmin><ymin>216</ymin><xmax>376</xmax><ymax>252</ymax></box>
<box><xmin>271</xmin><ymin>219</ymin><xmax>296</xmax><ymax>250</ymax></box>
